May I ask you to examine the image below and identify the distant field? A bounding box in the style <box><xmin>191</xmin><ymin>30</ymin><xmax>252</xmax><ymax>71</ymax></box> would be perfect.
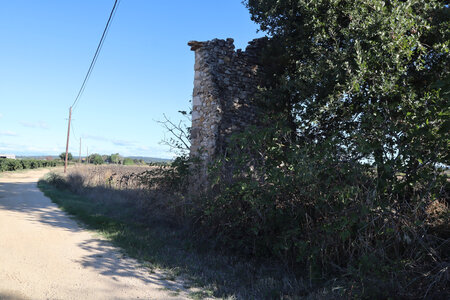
<box><xmin>17</xmin><ymin>155</ymin><xmax>171</xmax><ymax>163</ymax></box>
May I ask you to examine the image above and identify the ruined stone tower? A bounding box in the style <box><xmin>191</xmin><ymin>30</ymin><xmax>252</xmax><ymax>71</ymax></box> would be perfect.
<box><xmin>188</xmin><ymin>37</ymin><xmax>267</xmax><ymax>169</ymax></box>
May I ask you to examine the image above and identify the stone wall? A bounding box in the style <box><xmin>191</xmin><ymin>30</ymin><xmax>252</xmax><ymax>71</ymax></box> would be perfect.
<box><xmin>188</xmin><ymin>37</ymin><xmax>267</xmax><ymax>168</ymax></box>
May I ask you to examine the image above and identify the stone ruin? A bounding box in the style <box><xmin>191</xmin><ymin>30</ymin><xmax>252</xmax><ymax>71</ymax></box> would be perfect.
<box><xmin>188</xmin><ymin>37</ymin><xmax>267</xmax><ymax>172</ymax></box>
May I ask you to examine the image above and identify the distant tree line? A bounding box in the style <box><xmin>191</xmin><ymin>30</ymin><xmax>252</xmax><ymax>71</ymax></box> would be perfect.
<box><xmin>0</xmin><ymin>158</ymin><xmax>63</xmax><ymax>172</ymax></box>
<box><xmin>58</xmin><ymin>152</ymin><xmax>146</xmax><ymax>165</ymax></box>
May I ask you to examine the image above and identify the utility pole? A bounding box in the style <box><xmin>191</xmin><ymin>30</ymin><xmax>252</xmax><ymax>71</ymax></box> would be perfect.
<box><xmin>64</xmin><ymin>106</ymin><xmax>72</xmax><ymax>173</ymax></box>
<box><xmin>86</xmin><ymin>146</ymin><xmax>89</xmax><ymax>164</ymax></box>
<box><xmin>79</xmin><ymin>137</ymin><xmax>82</xmax><ymax>164</ymax></box>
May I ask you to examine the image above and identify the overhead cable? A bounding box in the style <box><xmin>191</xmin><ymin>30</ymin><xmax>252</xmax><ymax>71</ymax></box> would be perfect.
<box><xmin>71</xmin><ymin>0</ymin><xmax>120</xmax><ymax>111</ymax></box>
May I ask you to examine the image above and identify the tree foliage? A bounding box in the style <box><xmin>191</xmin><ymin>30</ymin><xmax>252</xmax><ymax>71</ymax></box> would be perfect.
<box><xmin>89</xmin><ymin>153</ymin><xmax>104</xmax><ymax>165</ymax></box>
<box><xmin>247</xmin><ymin>0</ymin><xmax>448</xmax><ymax>187</ymax></box>
<box><xmin>196</xmin><ymin>1</ymin><xmax>449</xmax><ymax>297</ymax></box>
<box><xmin>59</xmin><ymin>152</ymin><xmax>73</xmax><ymax>161</ymax></box>
<box><xmin>123</xmin><ymin>158</ymin><xmax>135</xmax><ymax>165</ymax></box>
<box><xmin>109</xmin><ymin>153</ymin><xmax>123</xmax><ymax>164</ymax></box>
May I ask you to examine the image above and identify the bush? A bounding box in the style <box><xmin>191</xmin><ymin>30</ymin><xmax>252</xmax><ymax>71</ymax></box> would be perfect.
<box><xmin>45</xmin><ymin>172</ymin><xmax>69</xmax><ymax>189</ymax></box>
<box><xmin>123</xmin><ymin>158</ymin><xmax>134</xmax><ymax>165</ymax></box>
<box><xmin>199</xmin><ymin>125</ymin><xmax>449</xmax><ymax>298</ymax></box>
<box><xmin>59</xmin><ymin>152</ymin><xmax>73</xmax><ymax>161</ymax></box>
<box><xmin>0</xmin><ymin>158</ymin><xmax>62</xmax><ymax>172</ymax></box>
<box><xmin>89</xmin><ymin>154</ymin><xmax>104</xmax><ymax>165</ymax></box>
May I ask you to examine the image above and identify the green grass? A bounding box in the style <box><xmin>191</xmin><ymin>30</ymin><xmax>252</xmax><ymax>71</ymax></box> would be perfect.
<box><xmin>37</xmin><ymin>178</ymin><xmax>327</xmax><ymax>299</ymax></box>
<box><xmin>38</xmin><ymin>180</ymin><xmax>181</xmax><ymax>263</ymax></box>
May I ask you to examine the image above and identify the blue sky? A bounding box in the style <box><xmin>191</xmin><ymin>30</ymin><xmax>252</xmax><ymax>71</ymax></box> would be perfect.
<box><xmin>0</xmin><ymin>0</ymin><xmax>263</xmax><ymax>158</ymax></box>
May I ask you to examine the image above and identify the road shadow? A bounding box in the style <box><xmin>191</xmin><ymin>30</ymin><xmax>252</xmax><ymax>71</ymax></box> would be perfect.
<box><xmin>75</xmin><ymin>237</ymin><xmax>188</xmax><ymax>292</ymax></box>
<box><xmin>0</xmin><ymin>291</ymin><xmax>28</xmax><ymax>300</ymax></box>
<box><xmin>0</xmin><ymin>181</ymin><xmax>83</xmax><ymax>233</ymax></box>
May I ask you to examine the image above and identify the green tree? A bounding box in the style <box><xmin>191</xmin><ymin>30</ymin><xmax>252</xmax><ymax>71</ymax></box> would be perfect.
<box><xmin>246</xmin><ymin>0</ymin><xmax>449</xmax><ymax>193</ymax></box>
<box><xmin>110</xmin><ymin>153</ymin><xmax>123</xmax><ymax>164</ymax></box>
<box><xmin>198</xmin><ymin>1</ymin><xmax>449</xmax><ymax>297</ymax></box>
<box><xmin>89</xmin><ymin>153</ymin><xmax>104</xmax><ymax>165</ymax></box>
<box><xmin>123</xmin><ymin>158</ymin><xmax>134</xmax><ymax>165</ymax></box>
<box><xmin>59</xmin><ymin>152</ymin><xmax>73</xmax><ymax>161</ymax></box>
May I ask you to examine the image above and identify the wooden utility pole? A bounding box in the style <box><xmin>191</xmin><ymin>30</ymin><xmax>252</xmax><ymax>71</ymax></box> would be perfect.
<box><xmin>64</xmin><ymin>106</ymin><xmax>72</xmax><ymax>173</ymax></box>
<box><xmin>79</xmin><ymin>137</ymin><xmax>82</xmax><ymax>164</ymax></box>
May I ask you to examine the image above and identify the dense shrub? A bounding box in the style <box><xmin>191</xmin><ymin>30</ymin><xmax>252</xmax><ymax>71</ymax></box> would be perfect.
<box><xmin>122</xmin><ymin>158</ymin><xmax>134</xmax><ymax>165</ymax></box>
<box><xmin>198</xmin><ymin>124</ymin><xmax>449</xmax><ymax>298</ymax></box>
<box><xmin>59</xmin><ymin>152</ymin><xmax>73</xmax><ymax>161</ymax></box>
<box><xmin>88</xmin><ymin>153</ymin><xmax>104</xmax><ymax>165</ymax></box>
<box><xmin>0</xmin><ymin>158</ymin><xmax>62</xmax><ymax>172</ymax></box>
<box><xmin>209</xmin><ymin>1</ymin><xmax>450</xmax><ymax>297</ymax></box>
<box><xmin>45</xmin><ymin>172</ymin><xmax>69</xmax><ymax>189</ymax></box>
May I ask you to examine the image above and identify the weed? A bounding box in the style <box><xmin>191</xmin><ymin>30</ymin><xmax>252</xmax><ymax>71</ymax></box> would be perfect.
<box><xmin>38</xmin><ymin>168</ymin><xmax>320</xmax><ymax>299</ymax></box>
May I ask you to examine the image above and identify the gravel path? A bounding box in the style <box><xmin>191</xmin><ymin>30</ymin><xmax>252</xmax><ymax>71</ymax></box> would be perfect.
<box><xmin>0</xmin><ymin>169</ymin><xmax>190</xmax><ymax>300</ymax></box>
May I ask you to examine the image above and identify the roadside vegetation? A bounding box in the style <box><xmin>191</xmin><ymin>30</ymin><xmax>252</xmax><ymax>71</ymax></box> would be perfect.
<box><xmin>0</xmin><ymin>158</ymin><xmax>63</xmax><ymax>172</ymax></box>
<box><xmin>39</xmin><ymin>165</ymin><xmax>311</xmax><ymax>299</ymax></box>
<box><xmin>39</xmin><ymin>1</ymin><xmax>448</xmax><ymax>299</ymax></box>
<box><xmin>81</xmin><ymin>153</ymin><xmax>148</xmax><ymax>165</ymax></box>
<box><xmin>39</xmin><ymin>158</ymin><xmax>448</xmax><ymax>299</ymax></box>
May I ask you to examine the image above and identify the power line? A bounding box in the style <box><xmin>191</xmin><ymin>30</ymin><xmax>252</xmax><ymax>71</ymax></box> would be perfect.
<box><xmin>64</xmin><ymin>0</ymin><xmax>120</xmax><ymax>172</ymax></box>
<box><xmin>71</xmin><ymin>0</ymin><xmax>120</xmax><ymax>111</ymax></box>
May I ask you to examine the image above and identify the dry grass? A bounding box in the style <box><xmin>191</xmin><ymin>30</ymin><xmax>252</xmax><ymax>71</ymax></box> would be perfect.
<box><xmin>426</xmin><ymin>199</ymin><xmax>450</xmax><ymax>238</ymax></box>
<box><xmin>67</xmin><ymin>164</ymin><xmax>155</xmax><ymax>190</ymax></box>
<box><xmin>44</xmin><ymin>164</ymin><xmax>450</xmax><ymax>299</ymax></box>
<box><xmin>60</xmin><ymin>165</ymin><xmax>176</xmax><ymax>224</ymax></box>
<box><xmin>41</xmin><ymin>165</ymin><xmax>320</xmax><ymax>299</ymax></box>
<box><xmin>61</xmin><ymin>164</ymin><xmax>193</xmax><ymax>227</ymax></box>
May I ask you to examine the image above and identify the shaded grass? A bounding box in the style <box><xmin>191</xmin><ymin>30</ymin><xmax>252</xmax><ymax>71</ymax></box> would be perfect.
<box><xmin>38</xmin><ymin>178</ymin><xmax>324</xmax><ymax>299</ymax></box>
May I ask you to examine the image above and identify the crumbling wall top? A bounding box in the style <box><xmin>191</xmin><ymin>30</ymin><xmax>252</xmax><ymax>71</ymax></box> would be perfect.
<box><xmin>188</xmin><ymin>38</ymin><xmax>235</xmax><ymax>51</ymax></box>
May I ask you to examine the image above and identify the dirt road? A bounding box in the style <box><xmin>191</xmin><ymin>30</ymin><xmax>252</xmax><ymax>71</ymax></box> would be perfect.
<box><xmin>0</xmin><ymin>169</ymin><xmax>190</xmax><ymax>300</ymax></box>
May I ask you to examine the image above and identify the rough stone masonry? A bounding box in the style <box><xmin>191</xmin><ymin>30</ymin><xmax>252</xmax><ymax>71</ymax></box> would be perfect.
<box><xmin>188</xmin><ymin>37</ymin><xmax>267</xmax><ymax>171</ymax></box>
